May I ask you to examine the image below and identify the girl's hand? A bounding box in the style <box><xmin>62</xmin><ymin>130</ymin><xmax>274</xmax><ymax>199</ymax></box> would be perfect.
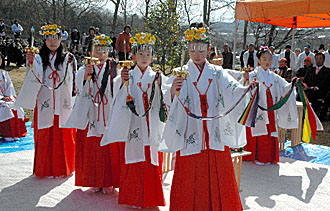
<box><xmin>84</xmin><ymin>64</ymin><xmax>93</xmax><ymax>80</ymax></box>
<box><xmin>250</xmin><ymin>78</ymin><xmax>259</xmax><ymax>89</ymax></box>
<box><xmin>171</xmin><ymin>77</ymin><xmax>185</xmax><ymax>100</ymax></box>
<box><xmin>121</xmin><ymin>67</ymin><xmax>129</xmax><ymax>85</ymax></box>
<box><xmin>26</xmin><ymin>51</ymin><xmax>35</xmax><ymax>65</ymax></box>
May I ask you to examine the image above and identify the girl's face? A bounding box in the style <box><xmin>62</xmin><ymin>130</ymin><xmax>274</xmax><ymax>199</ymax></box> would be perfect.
<box><xmin>91</xmin><ymin>46</ymin><xmax>108</xmax><ymax>63</ymax></box>
<box><xmin>188</xmin><ymin>42</ymin><xmax>208</xmax><ymax>66</ymax></box>
<box><xmin>135</xmin><ymin>49</ymin><xmax>153</xmax><ymax>70</ymax></box>
<box><xmin>45</xmin><ymin>36</ymin><xmax>62</xmax><ymax>52</ymax></box>
<box><xmin>258</xmin><ymin>52</ymin><xmax>272</xmax><ymax>70</ymax></box>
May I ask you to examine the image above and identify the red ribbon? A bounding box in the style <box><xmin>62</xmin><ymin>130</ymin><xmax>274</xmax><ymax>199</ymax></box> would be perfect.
<box><xmin>260</xmin><ymin>46</ymin><xmax>269</xmax><ymax>51</ymax></box>
<box><xmin>48</xmin><ymin>65</ymin><xmax>61</xmax><ymax>110</ymax></box>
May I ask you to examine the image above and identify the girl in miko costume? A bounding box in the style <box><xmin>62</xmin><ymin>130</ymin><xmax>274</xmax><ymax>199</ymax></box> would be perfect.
<box><xmin>160</xmin><ymin>23</ymin><xmax>258</xmax><ymax>211</ymax></box>
<box><xmin>66</xmin><ymin>34</ymin><xmax>121</xmax><ymax>193</ymax></box>
<box><xmin>242</xmin><ymin>47</ymin><xmax>299</xmax><ymax>165</ymax></box>
<box><xmin>0</xmin><ymin>53</ymin><xmax>27</xmax><ymax>141</ymax></box>
<box><xmin>15</xmin><ymin>23</ymin><xmax>77</xmax><ymax>178</ymax></box>
<box><xmin>101</xmin><ymin>32</ymin><xmax>166</xmax><ymax>208</ymax></box>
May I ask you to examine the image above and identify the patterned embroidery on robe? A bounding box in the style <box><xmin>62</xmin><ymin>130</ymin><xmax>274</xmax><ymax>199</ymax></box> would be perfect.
<box><xmin>256</xmin><ymin>114</ymin><xmax>264</xmax><ymax>122</ymax></box>
<box><xmin>63</xmin><ymin>98</ymin><xmax>71</xmax><ymax>109</ymax></box>
<box><xmin>40</xmin><ymin>99</ymin><xmax>50</xmax><ymax>111</ymax></box>
<box><xmin>214</xmin><ymin>70</ymin><xmax>221</xmax><ymax>78</ymax></box>
<box><xmin>224</xmin><ymin>121</ymin><xmax>234</xmax><ymax>136</ymax></box>
<box><xmin>226</xmin><ymin>81</ymin><xmax>233</xmax><ymax>89</ymax></box>
<box><xmin>236</xmin><ymin>75</ymin><xmax>242</xmax><ymax>81</ymax></box>
<box><xmin>76</xmin><ymin>88</ymin><xmax>81</xmax><ymax>96</ymax></box>
<box><xmin>129</xmin><ymin>73</ymin><xmax>134</xmax><ymax>83</ymax></box>
<box><xmin>232</xmin><ymin>83</ymin><xmax>238</xmax><ymax>92</ymax></box>
<box><xmin>215</xmin><ymin>127</ymin><xmax>221</xmax><ymax>142</ymax></box>
<box><xmin>167</xmin><ymin>114</ymin><xmax>174</xmax><ymax>123</ymax></box>
<box><xmin>287</xmin><ymin>113</ymin><xmax>292</xmax><ymax>123</ymax></box>
<box><xmin>183</xmin><ymin>95</ymin><xmax>190</xmax><ymax>108</ymax></box>
<box><xmin>81</xmin><ymin>91</ymin><xmax>92</xmax><ymax>99</ymax></box>
<box><xmin>216</xmin><ymin>93</ymin><xmax>225</xmax><ymax>108</ymax></box>
<box><xmin>175</xmin><ymin>129</ymin><xmax>182</xmax><ymax>137</ymax></box>
<box><xmin>89</xmin><ymin>121</ymin><xmax>95</xmax><ymax>130</ymax></box>
<box><xmin>185</xmin><ymin>132</ymin><xmax>197</xmax><ymax>145</ymax></box>
<box><xmin>129</xmin><ymin>128</ymin><xmax>140</xmax><ymax>142</ymax></box>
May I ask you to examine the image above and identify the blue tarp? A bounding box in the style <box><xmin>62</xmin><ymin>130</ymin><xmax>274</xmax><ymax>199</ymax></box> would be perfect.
<box><xmin>0</xmin><ymin>122</ymin><xmax>34</xmax><ymax>153</ymax></box>
<box><xmin>280</xmin><ymin>140</ymin><xmax>330</xmax><ymax>166</ymax></box>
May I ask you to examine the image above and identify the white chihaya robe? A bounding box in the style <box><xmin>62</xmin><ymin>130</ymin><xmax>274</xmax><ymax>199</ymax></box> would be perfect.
<box><xmin>159</xmin><ymin>59</ymin><xmax>248</xmax><ymax>156</ymax></box>
<box><xmin>248</xmin><ymin>66</ymin><xmax>299</xmax><ymax>137</ymax></box>
<box><xmin>101</xmin><ymin>65</ymin><xmax>168</xmax><ymax>166</ymax></box>
<box><xmin>65</xmin><ymin>64</ymin><xmax>112</xmax><ymax>137</ymax></box>
<box><xmin>15</xmin><ymin>53</ymin><xmax>76</xmax><ymax>129</ymax></box>
<box><xmin>0</xmin><ymin>69</ymin><xmax>25</xmax><ymax>122</ymax></box>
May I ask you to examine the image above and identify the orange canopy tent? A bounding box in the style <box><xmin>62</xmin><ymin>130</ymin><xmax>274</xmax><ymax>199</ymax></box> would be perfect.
<box><xmin>235</xmin><ymin>0</ymin><xmax>330</xmax><ymax>28</ymax></box>
<box><xmin>233</xmin><ymin>0</ymin><xmax>330</xmax><ymax>68</ymax></box>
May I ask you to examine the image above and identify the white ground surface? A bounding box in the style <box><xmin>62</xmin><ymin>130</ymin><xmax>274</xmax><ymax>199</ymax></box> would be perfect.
<box><xmin>1</xmin><ymin>150</ymin><xmax>330</xmax><ymax>211</ymax></box>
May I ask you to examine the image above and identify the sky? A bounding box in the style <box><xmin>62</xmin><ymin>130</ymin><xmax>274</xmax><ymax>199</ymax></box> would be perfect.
<box><xmin>106</xmin><ymin>0</ymin><xmax>236</xmax><ymax>24</ymax></box>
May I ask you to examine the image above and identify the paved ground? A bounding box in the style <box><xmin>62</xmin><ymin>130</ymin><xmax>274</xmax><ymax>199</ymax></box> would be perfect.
<box><xmin>1</xmin><ymin>150</ymin><xmax>330</xmax><ymax>211</ymax></box>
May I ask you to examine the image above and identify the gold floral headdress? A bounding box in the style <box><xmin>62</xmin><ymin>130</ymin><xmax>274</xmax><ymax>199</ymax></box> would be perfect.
<box><xmin>129</xmin><ymin>32</ymin><xmax>156</xmax><ymax>50</ymax></box>
<box><xmin>93</xmin><ymin>34</ymin><xmax>112</xmax><ymax>47</ymax></box>
<box><xmin>184</xmin><ymin>27</ymin><xmax>208</xmax><ymax>42</ymax></box>
<box><xmin>39</xmin><ymin>24</ymin><xmax>61</xmax><ymax>37</ymax></box>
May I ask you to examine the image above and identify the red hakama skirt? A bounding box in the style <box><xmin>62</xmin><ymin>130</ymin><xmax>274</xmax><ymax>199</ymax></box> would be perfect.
<box><xmin>118</xmin><ymin>145</ymin><xmax>165</xmax><ymax>208</ymax></box>
<box><xmin>0</xmin><ymin>109</ymin><xmax>27</xmax><ymax>138</ymax></box>
<box><xmin>170</xmin><ymin>147</ymin><xmax>242</xmax><ymax>211</ymax></box>
<box><xmin>33</xmin><ymin>108</ymin><xmax>76</xmax><ymax>177</ymax></box>
<box><xmin>75</xmin><ymin>128</ymin><xmax>122</xmax><ymax>188</ymax></box>
<box><xmin>243</xmin><ymin>85</ymin><xmax>279</xmax><ymax>163</ymax></box>
<box><xmin>243</xmin><ymin>127</ymin><xmax>279</xmax><ymax>163</ymax></box>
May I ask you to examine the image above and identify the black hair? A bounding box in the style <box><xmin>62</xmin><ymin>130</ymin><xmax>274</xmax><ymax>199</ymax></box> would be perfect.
<box><xmin>285</xmin><ymin>45</ymin><xmax>291</xmax><ymax>49</ymax></box>
<box><xmin>257</xmin><ymin>48</ymin><xmax>272</xmax><ymax>59</ymax></box>
<box><xmin>110</xmin><ymin>31</ymin><xmax>114</xmax><ymax>33</ymax></box>
<box><xmin>89</xmin><ymin>26</ymin><xmax>95</xmax><ymax>32</ymax></box>
<box><xmin>133</xmin><ymin>44</ymin><xmax>153</xmax><ymax>55</ymax></box>
<box><xmin>319</xmin><ymin>44</ymin><xmax>325</xmax><ymax>50</ymax></box>
<box><xmin>39</xmin><ymin>40</ymin><xmax>65</xmax><ymax>71</ymax></box>
<box><xmin>124</xmin><ymin>25</ymin><xmax>131</xmax><ymax>31</ymax></box>
<box><xmin>315</xmin><ymin>52</ymin><xmax>325</xmax><ymax>60</ymax></box>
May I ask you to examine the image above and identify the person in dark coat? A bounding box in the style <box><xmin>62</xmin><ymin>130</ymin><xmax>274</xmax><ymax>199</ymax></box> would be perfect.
<box><xmin>303</xmin><ymin>53</ymin><xmax>330</xmax><ymax>120</ymax></box>
<box><xmin>221</xmin><ymin>43</ymin><xmax>233</xmax><ymax>69</ymax></box>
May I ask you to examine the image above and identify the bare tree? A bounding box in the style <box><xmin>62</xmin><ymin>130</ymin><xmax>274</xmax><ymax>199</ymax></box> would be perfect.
<box><xmin>203</xmin><ymin>0</ymin><xmax>235</xmax><ymax>25</ymax></box>
<box><xmin>52</xmin><ymin>0</ymin><xmax>56</xmax><ymax>22</ymax></box>
<box><xmin>242</xmin><ymin>20</ymin><xmax>248</xmax><ymax>48</ymax></box>
<box><xmin>110</xmin><ymin>0</ymin><xmax>121</xmax><ymax>30</ymax></box>
<box><xmin>144</xmin><ymin>0</ymin><xmax>151</xmax><ymax>19</ymax></box>
<box><xmin>120</xmin><ymin>0</ymin><xmax>128</xmax><ymax>25</ymax></box>
<box><xmin>177</xmin><ymin>0</ymin><xmax>199</xmax><ymax>25</ymax></box>
<box><xmin>249</xmin><ymin>22</ymin><xmax>320</xmax><ymax>50</ymax></box>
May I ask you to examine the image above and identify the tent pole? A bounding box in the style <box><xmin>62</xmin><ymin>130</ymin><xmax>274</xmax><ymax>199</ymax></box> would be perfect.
<box><xmin>233</xmin><ymin>15</ymin><xmax>238</xmax><ymax>69</ymax></box>
<box><xmin>290</xmin><ymin>16</ymin><xmax>297</xmax><ymax>70</ymax></box>
<box><xmin>291</xmin><ymin>27</ymin><xmax>296</xmax><ymax>69</ymax></box>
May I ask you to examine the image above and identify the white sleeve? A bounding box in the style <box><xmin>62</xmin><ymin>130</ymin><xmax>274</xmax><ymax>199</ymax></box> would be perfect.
<box><xmin>4</xmin><ymin>71</ymin><xmax>17</xmax><ymax>99</ymax></box>
<box><xmin>15</xmin><ymin>54</ymin><xmax>43</xmax><ymax>109</ymax></box>
<box><xmin>159</xmin><ymin>79</ymin><xmax>188</xmax><ymax>152</ymax></box>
